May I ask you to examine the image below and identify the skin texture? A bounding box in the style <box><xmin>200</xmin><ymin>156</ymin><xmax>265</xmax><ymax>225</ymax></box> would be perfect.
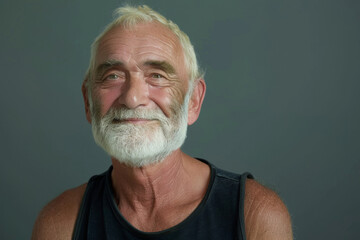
<box><xmin>86</xmin><ymin>22</ymin><xmax>190</xmax><ymax>123</ymax></box>
<box><xmin>32</xmin><ymin>22</ymin><xmax>293</xmax><ymax>240</ymax></box>
<box><xmin>244</xmin><ymin>180</ymin><xmax>293</xmax><ymax>239</ymax></box>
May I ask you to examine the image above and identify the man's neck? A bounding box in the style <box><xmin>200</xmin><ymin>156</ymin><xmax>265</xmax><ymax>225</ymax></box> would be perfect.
<box><xmin>111</xmin><ymin>150</ymin><xmax>188</xmax><ymax>208</ymax></box>
<box><xmin>110</xmin><ymin>150</ymin><xmax>211</xmax><ymax>231</ymax></box>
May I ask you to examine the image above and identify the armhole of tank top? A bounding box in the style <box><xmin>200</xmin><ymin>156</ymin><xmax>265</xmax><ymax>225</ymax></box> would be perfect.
<box><xmin>238</xmin><ymin>172</ymin><xmax>254</xmax><ymax>240</ymax></box>
<box><xmin>71</xmin><ymin>179</ymin><xmax>94</xmax><ymax>240</ymax></box>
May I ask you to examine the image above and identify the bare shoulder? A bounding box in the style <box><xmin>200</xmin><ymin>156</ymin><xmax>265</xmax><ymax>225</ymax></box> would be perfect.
<box><xmin>244</xmin><ymin>179</ymin><xmax>293</xmax><ymax>240</ymax></box>
<box><xmin>31</xmin><ymin>183</ymin><xmax>87</xmax><ymax>240</ymax></box>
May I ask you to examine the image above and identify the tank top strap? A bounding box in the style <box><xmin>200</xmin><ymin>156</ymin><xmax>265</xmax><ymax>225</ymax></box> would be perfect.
<box><xmin>238</xmin><ymin>172</ymin><xmax>254</xmax><ymax>240</ymax></box>
<box><xmin>72</xmin><ymin>169</ymin><xmax>110</xmax><ymax>240</ymax></box>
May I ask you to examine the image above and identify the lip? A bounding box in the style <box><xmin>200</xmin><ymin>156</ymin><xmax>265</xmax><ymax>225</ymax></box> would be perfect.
<box><xmin>113</xmin><ymin>118</ymin><xmax>153</xmax><ymax>124</ymax></box>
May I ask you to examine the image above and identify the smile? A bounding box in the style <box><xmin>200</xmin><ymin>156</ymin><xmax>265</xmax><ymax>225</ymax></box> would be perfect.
<box><xmin>112</xmin><ymin>118</ymin><xmax>154</xmax><ymax>124</ymax></box>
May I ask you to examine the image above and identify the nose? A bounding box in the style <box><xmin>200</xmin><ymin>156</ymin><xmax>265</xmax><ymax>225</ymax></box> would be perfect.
<box><xmin>120</xmin><ymin>74</ymin><xmax>149</xmax><ymax>109</ymax></box>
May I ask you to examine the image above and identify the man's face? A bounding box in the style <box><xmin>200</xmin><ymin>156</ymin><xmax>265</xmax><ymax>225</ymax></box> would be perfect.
<box><xmin>89</xmin><ymin>22</ymin><xmax>191</xmax><ymax>166</ymax></box>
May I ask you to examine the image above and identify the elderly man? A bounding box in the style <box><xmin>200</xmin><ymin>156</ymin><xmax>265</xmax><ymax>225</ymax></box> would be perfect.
<box><xmin>32</xmin><ymin>5</ymin><xmax>292</xmax><ymax>240</ymax></box>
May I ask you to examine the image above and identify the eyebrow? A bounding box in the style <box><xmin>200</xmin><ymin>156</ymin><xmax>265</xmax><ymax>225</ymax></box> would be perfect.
<box><xmin>94</xmin><ymin>59</ymin><xmax>177</xmax><ymax>80</ymax></box>
<box><xmin>143</xmin><ymin>60</ymin><xmax>177</xmax><ymax>75</ymax></box>
<box><xmin>95</xmin><ymin>60</ymin><xmax>124</xmax><ymax>78</ymax></box>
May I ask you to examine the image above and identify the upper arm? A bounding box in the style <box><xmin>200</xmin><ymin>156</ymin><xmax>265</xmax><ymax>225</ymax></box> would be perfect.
<box><xmin>244</xmin><ymin>179</ymin><xmax>293</xmax><ymax>240</ymax></box>
<box><xmin>31</xmin><ymin>184</ymin><xmax>87</xmax><ymax>240</ymax></box>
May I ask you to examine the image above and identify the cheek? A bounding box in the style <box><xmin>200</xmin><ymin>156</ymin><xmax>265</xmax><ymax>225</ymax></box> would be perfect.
<box><xmin>94</xmin><ymin>88</ymin><xmax>121</xmax><ymax>116</ymax></box>
<box><xmin>149</xmin><ymin>85</ymin><xmax>186</xmax><ymax>117</ymax></box>
<box><xmin>149</xmin><ymin>87</ymin><xmax>172</xmax><ymax>117</ymax></box>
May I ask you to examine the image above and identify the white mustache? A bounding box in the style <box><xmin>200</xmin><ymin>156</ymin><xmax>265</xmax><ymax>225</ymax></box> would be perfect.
<box><xmin>105</xmin><ymin>107</ymin><xmax>168</xmax><ymax>122</ymax></box>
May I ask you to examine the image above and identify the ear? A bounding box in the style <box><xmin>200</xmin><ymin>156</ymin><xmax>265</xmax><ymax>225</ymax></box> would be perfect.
<box><xmin>81</xmin><ymin>77</ymin><xmax>92</xmax><ymax>123</ymax></box>
<box><xmin>187</xmin><ymin>78</ymin><xmax>206</xmax><ymax>125</ymax></box>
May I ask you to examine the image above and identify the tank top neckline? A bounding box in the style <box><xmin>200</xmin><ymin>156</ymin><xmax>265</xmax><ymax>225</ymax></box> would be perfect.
<box><xmin>104</xmin><ymin>158</ymin><xmax>216</xmax><ymax>238</ymax></box>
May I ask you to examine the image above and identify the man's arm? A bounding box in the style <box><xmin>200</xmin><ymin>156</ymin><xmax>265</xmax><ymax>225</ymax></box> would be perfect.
<box><xmin>244</xmin><ymin>179</ymin><xmax>293</xmax><ymax>240</ymax></box>
<box><xmin>31</xmin><ymin>184</ymin><xmax>87</xmax><ymax>240</ymax></box>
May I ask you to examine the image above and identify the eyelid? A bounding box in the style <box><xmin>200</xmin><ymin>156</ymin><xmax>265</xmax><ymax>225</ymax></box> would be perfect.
<box><xmin>147</xmin><ymin>68</ymin><xmax>168</xmax><ymax>77</ymax></box>
<box><xmin>102</xmin><ymin>70</ymin><xmax>126</xmax><ymax>81</ymax></box>
<box><xmin>151</xmin><ymin>73</ymin><xmax>166</xmax><ymax>78</ymax></box>
<box><xmin>146</xmin><ymin>73</ymin><xmax>172</xmax><ymax>88</ymax></box>
<box><xmin>106</xmin><ymin>73</ymin><xmax>119</xmax><ymax>79</ymax></box>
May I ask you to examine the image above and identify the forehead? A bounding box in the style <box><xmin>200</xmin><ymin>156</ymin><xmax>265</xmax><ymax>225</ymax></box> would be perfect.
<box><xmin>95</xmin><ymin>22</ymin><xmax>185</xmax><ymax>70</ymax></box>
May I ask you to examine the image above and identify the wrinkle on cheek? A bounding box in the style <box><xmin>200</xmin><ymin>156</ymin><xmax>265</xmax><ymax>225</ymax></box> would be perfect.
<box><xmin>148</xmin><ymin>80</ymin><xmax>186</xmax><ymax>118</ymax></box>
<box><xmin>149</xmin><ymin>87</ymin><xmax>172</xmax><ymax>117</ymax></box>
<box><xmin>170</xmin><ymin>89</ymin><xmax>186</xmax><ymax>113</ymax></box>
<box><xmin>168</xmin><ymin>85</ymin><xmax>187</xmax><ymax>116</ymax></box>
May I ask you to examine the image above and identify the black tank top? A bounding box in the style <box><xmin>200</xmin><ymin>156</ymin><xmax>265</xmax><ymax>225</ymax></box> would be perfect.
<box><xmin>73</xmin><ymin>159</ymin><xmax>253</xmax><ymax>240</ymax></box>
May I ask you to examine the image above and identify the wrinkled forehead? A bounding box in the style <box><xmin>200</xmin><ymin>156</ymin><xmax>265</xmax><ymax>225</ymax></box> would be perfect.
<box><xmin>95</xmin><ymin>22</ymin><xmax>186</xmax><ymax>70</ymax></box>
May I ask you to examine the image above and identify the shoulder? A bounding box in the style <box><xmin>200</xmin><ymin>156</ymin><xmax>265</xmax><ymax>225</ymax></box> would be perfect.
<box><xmin>244</xmin><ymin>179</ymin><xmax>293</xmax><ymax>240</ymax></box>
<box><xmin>31</xmin><ymin>183</ymin><xmax>87</xmax><ymax>240</ymax></box>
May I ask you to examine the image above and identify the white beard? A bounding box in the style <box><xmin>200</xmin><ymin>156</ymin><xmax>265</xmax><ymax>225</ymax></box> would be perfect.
<box><xmin>91</xmin><ymin>93</ymin><xmax>190</xmax><ymax>167</ymax></box>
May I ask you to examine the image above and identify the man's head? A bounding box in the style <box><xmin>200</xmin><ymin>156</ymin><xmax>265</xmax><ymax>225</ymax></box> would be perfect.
<box><xmin>85</xmin><ymin>5</ymin><xmax>202</xmax><ymax>101</ymax></box>
<box><xmin>82</xmin><ymin>5</ymin><xmax>206</xmax><ymax>167</ymax></box>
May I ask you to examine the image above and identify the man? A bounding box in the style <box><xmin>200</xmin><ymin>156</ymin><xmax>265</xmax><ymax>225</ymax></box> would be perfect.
<box><xmin>32</xmin><ymin>5</ymin><xmax>292</xmax><ymax>240</ymax></box>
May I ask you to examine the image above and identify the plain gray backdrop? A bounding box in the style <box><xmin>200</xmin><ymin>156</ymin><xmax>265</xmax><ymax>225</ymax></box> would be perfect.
<box><xmin>1</xmin><ymin>0</ymin><xmax>359</xmax><ymax>239</ymax></box>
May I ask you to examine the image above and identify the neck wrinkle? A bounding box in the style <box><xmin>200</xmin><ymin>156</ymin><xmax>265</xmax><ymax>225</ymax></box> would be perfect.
<box><xmin>111</xmin><ymin>150</ymin><xmax>187</xmax><ymax>213</ymax></box>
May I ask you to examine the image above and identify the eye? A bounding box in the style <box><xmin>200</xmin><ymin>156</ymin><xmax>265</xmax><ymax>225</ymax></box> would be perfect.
<box><xmin>146</xmin><ymin>72</ymin><xmax>170</xmax><ymax>87</ymax></box>
<box><xmin>103</xmin><ymin>72</ymin><xmax>125</xmax><ymax>82</ymax></box>
<box><xmin>151</xmin><ymin>73</ymin><xmax>165</xmax><ymax>79</ymax></box>
<box><xmin>106</xmin><ymin>73</ymin><xmax>119</xmax><ymax>80</ymax></box>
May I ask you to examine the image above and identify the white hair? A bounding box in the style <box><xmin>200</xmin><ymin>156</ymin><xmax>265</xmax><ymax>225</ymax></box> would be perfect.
<box><xmin>85</xmin><ymin>5</ymin><xmax>203</xmax><ymax>92</ymax></box>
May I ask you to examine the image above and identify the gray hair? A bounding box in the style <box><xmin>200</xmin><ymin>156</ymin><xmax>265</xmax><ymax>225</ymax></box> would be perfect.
<box><xmin>85</xmin><ymin>5</ymin><xmax>202</xmax><ymax>92</ymax></box>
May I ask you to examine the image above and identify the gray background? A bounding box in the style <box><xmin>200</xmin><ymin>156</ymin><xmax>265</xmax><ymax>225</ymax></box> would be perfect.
<box><xmin>1</xmin><ymin>0</ymin><xmax>359</xmax><ymax>239</ymax></box>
